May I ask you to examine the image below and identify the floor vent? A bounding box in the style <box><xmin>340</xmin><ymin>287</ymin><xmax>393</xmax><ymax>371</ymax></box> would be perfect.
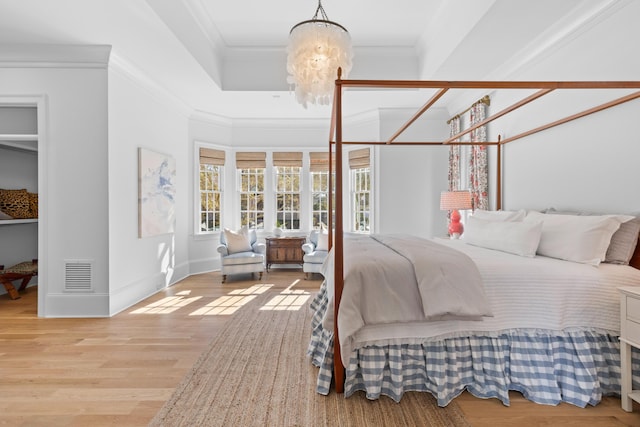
<box><xmin>64</xmin><ymin>260</ymin><xmax>93</xmax><ymax>292</ymax></box>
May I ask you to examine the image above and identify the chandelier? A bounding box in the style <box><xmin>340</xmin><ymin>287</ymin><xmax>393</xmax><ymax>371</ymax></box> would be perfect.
<box><xmin>286</xmin><ymin>0</ymin><xmax>353</xmax><ymax>108</ymax></box>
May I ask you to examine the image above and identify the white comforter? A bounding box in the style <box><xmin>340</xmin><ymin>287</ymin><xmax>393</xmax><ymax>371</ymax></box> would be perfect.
<box><xmin>322</xmin><ymin>234</ymin><xmax>493</xmax><ymax>361</ymax></box>
<box><xmin>322</xmin><ymin>235</ymin><xmax>640</xmax><ymax>365</ymax></box>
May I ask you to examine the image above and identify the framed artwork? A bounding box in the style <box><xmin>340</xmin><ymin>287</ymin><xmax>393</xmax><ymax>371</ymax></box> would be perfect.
<box><xmin>138</xmin><ymin>147</ymin><xmax>176</xmax><ymax>238</ymax></box>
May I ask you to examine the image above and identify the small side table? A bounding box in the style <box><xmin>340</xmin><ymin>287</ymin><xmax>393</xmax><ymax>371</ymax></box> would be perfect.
<box><xmin>265</xmin><ymin>237</ymin><xmax>305</xmax><ymax>272</ymax></box>
<box><xmin>0</xmin><ymin>259</ymin><xmax>38</xmax><ymax>300</ymax></box>
<box><xmin>619</xmin><ymin>286</ymin><xmax>640</xmax><ymax>411</ymax></box>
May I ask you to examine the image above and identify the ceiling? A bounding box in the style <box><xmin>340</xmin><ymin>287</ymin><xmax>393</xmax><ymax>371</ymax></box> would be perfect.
<box><xmin>0</xmin><ymin>0</ymin><xmax>626</xmax><ymax>120</ymax></box>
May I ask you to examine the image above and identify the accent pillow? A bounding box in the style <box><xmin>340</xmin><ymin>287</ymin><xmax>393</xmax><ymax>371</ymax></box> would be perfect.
<box><xmin>525</xmin><ymin>211</ymin><xmax>634</xmax><ymax>265</ymax></box>
<box><xmin>223</xmin><ymin>228</ymin><xmax>252</xmax><ymax>254</ymax></box>
<box><xmin>316</xmin><ymin>232</ymin><xmax>329</xmax><ymax>252</ymax></box>
<box><xmin>28</xmin><ymin>192</ymin><xmax>38</xmax><ymax>218</ymax></box>
<box><xmin>472</xmin><ymin>209</ymin><xmax>526</xmax><ymax>222</ymax></box>
<box><xmin>0</xmin><ymin>188</ymin><xmax>31</xmax><ymax>219</ymax></box>
<box><xmin>542</xmin><ymin>208</ymin><xmax>640</xmax><ymax>265</ymax></box>
<box><xmin>0</xmin><ymin>209</ymin><xmax>13</xmax><ymax>220</ymax></box>
<box><xmin>606</xmin><ymin>216</ymin><xmax>640</xmax><ymax>265</ymax></box>
<box><xmin>463</xmin><ymin>216</ymin><xmax>543</xmax><ymax>257</ymax></box>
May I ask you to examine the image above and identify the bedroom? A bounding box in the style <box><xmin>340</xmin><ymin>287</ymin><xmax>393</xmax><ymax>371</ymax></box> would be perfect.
<box><xmin>0</xmin><ymin>0</ymin><xmax>639</xmax><ymax>424</ymax></box>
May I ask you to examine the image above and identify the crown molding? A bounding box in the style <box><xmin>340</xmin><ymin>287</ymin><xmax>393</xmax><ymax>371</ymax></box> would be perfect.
<box><xmin>0</xmin><ymin>44</ymin><xmax>111</xmax><ymax>68</ymax></box>
<box><xmin>230</xmin><ymin>117</ymin><xmax>329</xmax><ymax>130</ymax></box>
<box><xmin>109</xmin><ymin>52</ymin><xmax>192</xmax><ymax>118</ymax></box>
<box><xmin>488</xmin><ymin>0</ymin><xmax>629</xmax><ymax>80</ymax></box>
<box><xmin>190</xmin><ymin>110</ymin><xmax>233</xmax><ymax>127</ymax></box>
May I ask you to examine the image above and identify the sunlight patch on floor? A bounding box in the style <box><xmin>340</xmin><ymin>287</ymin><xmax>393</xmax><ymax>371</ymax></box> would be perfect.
<box><xmin>260</xmin><ymin>293</ymin><xmax>310</xmax><ymax>311</ymax></box>
<box><xmin>189</xmin><ymin>283</ymin><xmax>274</xmax><ymax>315</ymax></box>
<box><xmin>130</xmin><ymin>295</ymin><xmax>203</xmax><ymax>314</ymax></box>
<box><xmin>260</xmin><ymin>279</ymin><xmax>310</xmax><ymax>311</ymax></box>
<box><xmin>228</xmin><ymin>283</ymin><xmax>273</xmax><ymax>295</ymax></box>
<box><xmin>127</xmin><ymin>278</ymin><xmax>316</xmax><ymax>316</ymax></box>
<box><xmin>190</xmin><ymin>294</ymin><xmax>258</xmax><ymax>315</ymax></box>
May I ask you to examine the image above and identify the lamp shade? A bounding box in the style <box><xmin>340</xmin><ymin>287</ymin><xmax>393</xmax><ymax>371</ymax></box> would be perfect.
<box><xmin>440</xmin><ymin>191</ymin><xmax>473</xmax><ymax>211</ymax></box>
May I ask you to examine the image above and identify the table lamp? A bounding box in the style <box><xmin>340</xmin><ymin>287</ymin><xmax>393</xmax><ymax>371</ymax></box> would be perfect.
<box><xmin>440</xmin><ymin>190</ymin><xmax>473</xmax><ymax>239</ymax></box>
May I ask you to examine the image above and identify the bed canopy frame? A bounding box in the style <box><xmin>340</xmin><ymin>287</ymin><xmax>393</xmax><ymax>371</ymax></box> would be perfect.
<box><xmin>325</xmin><ymin>71</ymin><xmax>640</xmax><ymax>392</ymax></box>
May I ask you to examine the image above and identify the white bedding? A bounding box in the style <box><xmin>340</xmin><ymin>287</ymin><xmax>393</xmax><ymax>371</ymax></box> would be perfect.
<box><xmin>323</xmin><ymin>235</ymin><xmax>640</xmax><ymax>366</ymax></box>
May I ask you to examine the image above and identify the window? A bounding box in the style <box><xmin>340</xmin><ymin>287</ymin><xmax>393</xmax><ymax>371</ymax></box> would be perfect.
<box><xmin>198</xmin><ymin>147</ymin><xmax>224</xmax><ymax>232</ymax></box>
<box><xmin>237</xmin><ymin>152</ymin><xmax>266</xmax><ymax>229</ymax></box>
<box><xmin>239</xmin><ymin>168</ymin><xmax>265</xmax><ymax>229</ymax></box>
<box><xmin>309</xmin><ymin>152</ymin><xmax>335</xmax><ymax>230</ymax></box>
<box><xmin>311</xmin><ymin>171</ymin><xmax>329</xmax><ymax>229</ymax></box>
<box><xmin>351</xmin><ymin>167</ymin><xmax>370</xmax><ymax>232</ymax></box>
<box><xmin>273</xmin><ymin>152</ymin><xmax>302</xmax><ymax>230</ymax></box>
<box><xmin>349</xmin><ymin>148</ymin><xmax>371</xmax><ymax>233</ymax></box>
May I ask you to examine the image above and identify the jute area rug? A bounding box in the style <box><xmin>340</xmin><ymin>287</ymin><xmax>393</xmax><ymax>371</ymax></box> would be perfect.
<box><xmin>149</xmin><ymin>291</ymin><xmax>471</xmax><ymax>427</ymax></box>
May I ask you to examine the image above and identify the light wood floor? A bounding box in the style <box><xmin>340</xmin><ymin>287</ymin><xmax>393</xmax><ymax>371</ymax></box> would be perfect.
<box><xmin>1</xmin><ymin>270</ymin><xmax>640</xmax><ymax>427</ymax></box>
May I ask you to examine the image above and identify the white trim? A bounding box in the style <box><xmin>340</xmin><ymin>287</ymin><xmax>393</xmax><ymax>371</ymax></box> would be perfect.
<box><xmin>109</xmin><ymin>53</ymin><xmax>192</xmax><ymax>118</ymax></box>
<box><xmin>0</xmin><ymin>95</ymin><xmax>48</xmax><ymax>317</ymax></box>
<box><xmin>193</xmin><ymin>141</ymin><xmax>227</xmax><ymax>236</ymax></box>
<box><xmin>0</xmin><ymin>44</ymin><xmax>111</xmax><ymax>69</ymax></box>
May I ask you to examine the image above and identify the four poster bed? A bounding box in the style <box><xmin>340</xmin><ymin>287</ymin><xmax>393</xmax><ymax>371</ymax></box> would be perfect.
<box><xmin>307</xmin><ymin>77</ymin><xmax>640</xmax><ymax>407</ymax></box>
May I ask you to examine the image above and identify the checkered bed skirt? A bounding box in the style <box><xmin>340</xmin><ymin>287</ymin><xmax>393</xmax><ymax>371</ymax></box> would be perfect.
<box><xmin>307</xmin><ymin>281</ymin><xmax>640</xmax><ymax>407</ymax></box>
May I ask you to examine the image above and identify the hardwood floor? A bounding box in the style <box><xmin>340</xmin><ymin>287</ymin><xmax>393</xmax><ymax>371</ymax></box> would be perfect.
<box><xmin>1</xmin><ymin>270</ymin><xmax>639</xmax><ymax>426</ymax></box>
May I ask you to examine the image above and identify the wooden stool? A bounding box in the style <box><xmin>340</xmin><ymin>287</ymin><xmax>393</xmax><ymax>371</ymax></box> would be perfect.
<box><xmin>0</xmin><ymin>259</ymin><xmax>38</xmax><ymax>300</ymax></box>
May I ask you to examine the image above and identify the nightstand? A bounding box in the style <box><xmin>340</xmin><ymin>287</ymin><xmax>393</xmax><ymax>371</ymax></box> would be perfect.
<box><xmin>265</xmin><ymin>237</ymin><xmax>305</xmax><ymax>272</ymax></box>
<box><xmin>619</xmin><ymin>286</ymin><xmax>640</xmax><ymax>412</ymax></box>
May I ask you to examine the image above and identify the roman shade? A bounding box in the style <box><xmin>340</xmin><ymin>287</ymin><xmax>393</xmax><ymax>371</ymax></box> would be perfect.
<box><xmin>349</xmin><ymin>148</ymin><xmax>370</xmax><ymax>169</ymax></box>
<box><xmin>199</xmin><ymin>148</ymin><xmax>225</xmax><ymax>166</ymax></box>
<box><xmin>236</xmin><ymin>152</ymin><xmax>266</xmax><ymax>169</ymax></box>
<box><xmin>273</xmin><ymin>152</ymin><xmax>303</xmax><ymax>167</ymax></box>
<box><xmin>309</xmin><ymin>152</ymin><xmax>336</xmax><ymax>172</ymax></box>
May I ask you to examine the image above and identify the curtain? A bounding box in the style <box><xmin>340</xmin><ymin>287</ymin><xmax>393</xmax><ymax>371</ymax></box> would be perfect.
<box><xmin>447</xmin><ymin>117</ymin><xmax>461</xmax><ymax>191</ymax></box>
<box><xmin>469</xmin><ymin>100</ymin><xmax>488</xmax><ymax>210</ymax></box>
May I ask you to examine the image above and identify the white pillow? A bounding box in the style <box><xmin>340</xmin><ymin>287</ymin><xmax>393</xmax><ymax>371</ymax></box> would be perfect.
<box><xmin>463</xmin><ymin>216</ymin><xmax>542</xmax><ymax>257</ymax></box>
<box><xmin>472</xmin><ymin>209</ymin><xmax>526</xmax><ymax>222</ymax></box>
<box><xmin>316</xmin><ymin>232</ymin><xmax>329</xmax><ymax>251</ymax></box>
<box><xmin>224</xmin><ymin>227</ymin><xmax>252</xmax><ymax>254</ymax></box>
<box><xmin>525</xmin><ymin>211</ymin><xmax>634</xmax><ymax>265</ymax></box>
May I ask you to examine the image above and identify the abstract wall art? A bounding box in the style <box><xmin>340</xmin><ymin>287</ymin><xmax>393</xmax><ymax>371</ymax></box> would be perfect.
<box><xmin>138</xmin><ymin>147</ymin><xmax>176</xmax><ymax>238</ymax></box>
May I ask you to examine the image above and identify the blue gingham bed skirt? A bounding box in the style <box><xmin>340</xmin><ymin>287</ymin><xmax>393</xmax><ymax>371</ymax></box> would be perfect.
<box><xmin>307</xmin><ymin>282</ymin><xmax>640</xmax><ymax>407</ymax></box>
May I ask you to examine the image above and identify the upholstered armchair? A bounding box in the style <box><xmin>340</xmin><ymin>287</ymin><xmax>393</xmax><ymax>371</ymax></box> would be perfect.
<box><xmin>217</xmin><ymin>228</ymin><xmax>266</xmax><ymax>283</ymax></box>
<box><xmin>302</xmin><ymin>230</ymin><xmax>329</xmax><ymax>280</ymax></box>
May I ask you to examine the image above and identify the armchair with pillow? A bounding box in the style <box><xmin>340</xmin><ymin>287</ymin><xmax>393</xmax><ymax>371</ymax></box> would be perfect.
<box><xmin>302</xmin><ymin>230</ymin><xmax>329</xmax><ymax>279</ymax></box>
<box><xmin>217</xmin><ymin>228</ymin><xmax>266</xmax><ymax>283</ymax></box>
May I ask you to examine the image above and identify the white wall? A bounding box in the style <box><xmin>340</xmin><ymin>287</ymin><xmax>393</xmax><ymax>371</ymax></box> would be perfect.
<box><xmin>487</xmin><ymin>0</ymin><xmax>640</xmax><ymax>214</ymax></box>
<box><xmin>0</xmin><ymin>61</ymin><xmax>111</xmax><ymax>317</ymax></box>
<box><xmin>107</xmin><ymin>68</ymin><xmax>191</xmax><ymax>315</ymax></box>
<box><xmin>376</xmin><ymin>109</ymin><xmax>450</xmax><ymax>238</ymax></box>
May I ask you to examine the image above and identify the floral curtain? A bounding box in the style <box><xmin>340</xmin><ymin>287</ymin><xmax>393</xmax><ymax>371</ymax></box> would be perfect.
<box><xmin>469</xmin><ymin>100</ymin><xmax>488</xmax><ymax>210</ymax></box>
<box><xmin>447</xmin><ymin>116</ymin><xmax>461</xmax><ymax>191</ymax></box>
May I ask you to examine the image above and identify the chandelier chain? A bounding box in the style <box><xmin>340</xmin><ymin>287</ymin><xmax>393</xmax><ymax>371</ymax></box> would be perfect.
<box><xmin>312</xmin><ymin>0</ymin><xmax>329</xmax><ymax>21</ymax></box>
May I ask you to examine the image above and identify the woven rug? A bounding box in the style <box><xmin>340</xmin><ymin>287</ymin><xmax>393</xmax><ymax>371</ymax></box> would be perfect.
<box><xmin>149</xmin><ymin>291</ymin><xmax>471</xmax><ymax>427</ymax></box>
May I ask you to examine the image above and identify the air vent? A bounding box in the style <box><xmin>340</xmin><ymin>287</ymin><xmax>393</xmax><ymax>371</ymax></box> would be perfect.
<box><xmin>64</xmin><ymin>260</ymin><xmax>93</xmax><ymax>292</ymax></box>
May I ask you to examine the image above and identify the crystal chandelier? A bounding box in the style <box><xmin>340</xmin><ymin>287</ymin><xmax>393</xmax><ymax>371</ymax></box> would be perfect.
<box><xmin>286</xmin><ymin>0</ymin><xmax>353</xmax><ymax>108</ymax></box>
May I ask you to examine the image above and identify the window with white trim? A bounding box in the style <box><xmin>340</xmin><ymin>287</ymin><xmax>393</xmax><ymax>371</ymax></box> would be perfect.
<box><xmin>309</xmin><ymin>152</ymin><xmax>334</xmax><ymax>230</ymax></box>
<box><xmin>237</xmin><ymin>152</ymin><xmax>266</xmax><ymax>229</ymax></box>
<box><xmin>273</xmin><ymin>152</ymin><xmax>302</xmax><ymax>231</ymax></box>
<box><xmin>198</xmin><ymin>147</ymin><xmax>224</xmax><ymax>232</ymax></box>
<box><xmin>349</xmin><ymin>148</ymin><xmax>371</xmax><ymax>233</ymax></box>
